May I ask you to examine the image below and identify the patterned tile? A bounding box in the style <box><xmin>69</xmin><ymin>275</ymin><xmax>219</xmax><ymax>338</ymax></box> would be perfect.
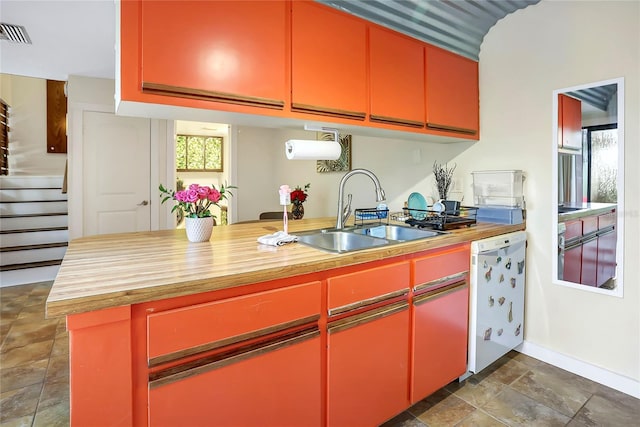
<box><xmin>451</xmin><ymin>377</ymin><xmax>507</xmax><ymax>408</ymax></box>
<box><xmin>0</xmin><ymin>414</ymin><xmax>33</xmax><ymax>427</ymax></box>
<box><xmin>0</xmin><ymin>383</ymin><xmax>42</xmax><ymax>422</ymax></box>
<box><xmin>1</xmin><ymin>319</ymin><xmax>58</xmax><ymax>351</ymax></box>
<box><xmin>32</xmin><ymin>401</ymin><xmax>69</xmax><ymax>427</ymax></box>
<box><xmin>482</xmin><ymin>388</ymin><xmax>571</xmax><ymax>426</ymax></box>
<box><xmin>0</xmin><ymin>358</ymin><xmax>48</xmax><ymax>393</ymax></box>
<box><xmin>483</xmin><ymin>357</ymin><xmax>530</xmax><ymax>386</ymax></box>
<box><xmin>415</xmin><ymin>393</ymin><xmax>476</xmax><ymax>427</ymax></box>
<box><xmin>37</xmin><ymin>375</ymin><xmax>69</xmax><ymax>410</ymax></box>
<box><xmin>569</xmin><ymin>393</ymin><xmax>640</xmax><ymax>426</ymax></box>
<box><xmin>45</xmin><ymin>353</ymin><xmax>69</xmax><ymax>381</ymax></box>
<box><xmin>380</xmin><ymin>411</ymin><xmax>427</xmax><ymax>427</ymax></box>
<box><xmin>510</xmin><ymin>369</ymin><xmax>592</xmax><ymax>417</ymax></box>
<box><xmin>0</xmin><ymin>340</ymin><xmax>53</xmax><ymax>370</ymax></box>
<box><xmin>455</xmin><ymin>409</ymin><xmax>508</xmax><ymax>426</ymax></box>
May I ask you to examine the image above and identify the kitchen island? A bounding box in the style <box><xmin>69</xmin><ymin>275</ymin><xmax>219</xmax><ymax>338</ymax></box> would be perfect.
<box><xmin>47</xmin><ymin>218</ymin><xmax>524</xmax><ymax>427</ymax></box>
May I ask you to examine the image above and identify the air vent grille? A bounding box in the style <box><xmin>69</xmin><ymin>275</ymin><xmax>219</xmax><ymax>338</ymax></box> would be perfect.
<box><xmin>0</xmin><ymin>23</ymin><xmax>32</xmax><ymax>44</ymax></box>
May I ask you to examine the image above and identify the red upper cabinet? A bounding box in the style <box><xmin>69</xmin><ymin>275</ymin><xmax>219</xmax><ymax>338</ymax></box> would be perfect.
<box><xmin>140</xmin><ymin>1</ymin><xmax>287</xmax><ymax>110</ymax></box>
<box><xmin>291</xmin><ymin>1</ymin><xmax>367</xmax><ymax>120</ymax></box>
<box><xmin>425</xmin><ymin>45</ymin><xmax>479</xmax><ymax>136</ymax></box>
<box><xmin>558</xmin><ymin>94</ymin><xmax>582</xmax><ymax>150</ymax></box>
<box><xmin>369</xmin><ymin>25</ymin><xmax>425</xmax><ymax>128</ymax></box>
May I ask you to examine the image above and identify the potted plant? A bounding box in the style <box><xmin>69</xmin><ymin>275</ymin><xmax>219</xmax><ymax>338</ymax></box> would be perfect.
<box><xmin>159</xmin><ymin>183</ymin><xmax>234</xmax><ymax>242</ymax></box>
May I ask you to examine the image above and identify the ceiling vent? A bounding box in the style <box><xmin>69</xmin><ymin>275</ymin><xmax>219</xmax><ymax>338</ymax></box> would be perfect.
<box><xmin>0</xmin><ymin>23</ymin><xmax>32</xmax><ymax>44</ymax></box>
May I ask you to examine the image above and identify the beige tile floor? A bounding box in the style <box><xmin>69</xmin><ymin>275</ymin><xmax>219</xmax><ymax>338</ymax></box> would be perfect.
<box><xmin>1</xmin><ymin>282</ymin><xmax>639</xmax><ymax>427</ymax></box>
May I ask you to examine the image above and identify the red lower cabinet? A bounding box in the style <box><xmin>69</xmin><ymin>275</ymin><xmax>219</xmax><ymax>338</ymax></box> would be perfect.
<box><xmin>412</xmin><ymin>282</ymin><xmax>469</xmax><ymax>402</ymax></box>
<box><xmin>148</xmin><ymin>331</ymin><xmax>322</xmax><ymax>427</ymax></box>
<box><xmin>327</xmin><ymin>303</ymin><xmax>410</xmax><ymax>427</ymax></box>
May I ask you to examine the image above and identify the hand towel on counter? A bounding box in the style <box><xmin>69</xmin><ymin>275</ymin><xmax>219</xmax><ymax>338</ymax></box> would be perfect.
<box><xmin>257</xmin><ymin>231</ymin><xmax>299</xmax><ymax>247</ymax></box>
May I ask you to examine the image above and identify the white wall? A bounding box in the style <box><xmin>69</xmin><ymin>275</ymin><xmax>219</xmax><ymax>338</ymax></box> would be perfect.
<box><xmin>453</xmin><ymin>0</ymin><xmax>639</xmax><ymax>383</ymax></box>
<box><xmin>235</xmin><ymin>126</ymin><xmax>470</xmax><ymax>222</ymax></box>
<box><xmin>0</xmin><ymin>74</ymin><xmax>67</xmax><ymax>175</ymax></box>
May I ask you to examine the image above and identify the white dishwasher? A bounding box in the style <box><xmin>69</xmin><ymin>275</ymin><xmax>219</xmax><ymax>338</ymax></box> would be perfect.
<box><xmin>464</xmin><ymin>230</ymin><xmax>527</xmax><ymax>378</ymax></box>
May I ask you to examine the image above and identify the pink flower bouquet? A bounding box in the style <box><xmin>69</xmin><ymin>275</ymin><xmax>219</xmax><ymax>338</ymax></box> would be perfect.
<box><xmin>159</xmin><ymin>183</ymin><xmax>234</xmax><ymax>218</ymax></box>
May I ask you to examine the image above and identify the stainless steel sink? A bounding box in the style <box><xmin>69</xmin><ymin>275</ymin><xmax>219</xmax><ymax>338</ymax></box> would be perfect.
<box><xmin>350</xmin><ymin>225</ymin><xmax>445</xmax><ymax>241</ymax></box>
<box><xmin>297</xmin><ymin>229</ymin><xmax>390</xmax><ymax>253</ymax></box>
<box><xmin>296</xmin><ymin>225</ymin><xmax>446</xmax><ymax>253</ymax></box>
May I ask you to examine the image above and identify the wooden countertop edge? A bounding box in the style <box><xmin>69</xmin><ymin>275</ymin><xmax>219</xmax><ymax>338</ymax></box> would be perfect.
<box><xmin>558</xmin><ymin>204</ymin><xmax>617</xmax><ymax>222</ymax></box>
<box><xmin>45</xmin><ymin>220</ymin><xmax>525</xmax><ymax>318</ymax></box>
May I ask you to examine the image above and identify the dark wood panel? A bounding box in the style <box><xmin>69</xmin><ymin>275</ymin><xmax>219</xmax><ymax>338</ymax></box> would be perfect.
<box><xmin>46</xmin><ymin>80</ymin><xmax>67</xmax><ymax>153</ymax></box>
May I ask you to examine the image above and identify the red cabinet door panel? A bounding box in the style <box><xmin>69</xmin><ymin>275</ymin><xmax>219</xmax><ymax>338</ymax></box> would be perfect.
<box><xmin>149</xmin><ymin>334</ymin><xmax>322</xmax><ymax>427</ymax></box>
<box><xmin>141</xmin><ymin>1</ymin><xmax>287</xmax><ymax>105</ymax></box>
<box><xmin>147</xmin><ymin>281</ymin><xmax>320</xmax><ymax>362</ymax></box>
<box><xmin>291</xmin><ymin>1</ymin><xmax>367</xmax><ymax>118</ymax></box>
<box><xmin>425</xmin><ymin>45</ymin><xmax>479</xmax><ymax>135</ymax></box>
<box><xmin>412</xmin><ymin>285</ymin><xmax>469</xmax><ymax>402</ymax></box>
<box><xmin>412</xmin><ymin>244</ymin><xmax>470</xmax><ymax>288</ymax></box>
<box><xmin>369</xmin><ymin>25</ymin><xmax>425</xmax><ymax>127</ymax></box>
<box><xmin>559</xmin><ymin>94</ymin><xmax>582</xmax><ymax>150</ymax></box>
<box><xmin>563</xmin><ymin>245</ymin><xmax>582</xmax><ymax>283</ymax></box>
<box><xmin>327</xmin><ymin>262</ymin><xmax>409</xmax><ymax>314</ymax></box>
<box><xmin>328</xmin><ymin>306</ymin><xmax>410</xmax><ymax>427</ymax></box>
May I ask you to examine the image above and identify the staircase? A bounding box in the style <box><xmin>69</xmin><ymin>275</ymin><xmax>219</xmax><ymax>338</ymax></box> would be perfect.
<box><xmin>0</xmin><ymin>176</ymin><xmax>68</xmax><ymax>287</ymax></box>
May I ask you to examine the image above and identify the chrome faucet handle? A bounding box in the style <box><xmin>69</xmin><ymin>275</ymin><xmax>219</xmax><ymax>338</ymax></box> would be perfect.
<box><xmin>342</xmin><ymin>194</ymin><xmax>353</xmax><ymax>224</ymax></box>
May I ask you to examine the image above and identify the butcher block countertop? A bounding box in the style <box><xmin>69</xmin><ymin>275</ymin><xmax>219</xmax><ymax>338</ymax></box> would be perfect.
<box><xmin>46</xmin><ymin>218</ymin><xmax>525</xmax><ymax>318</ymax></box>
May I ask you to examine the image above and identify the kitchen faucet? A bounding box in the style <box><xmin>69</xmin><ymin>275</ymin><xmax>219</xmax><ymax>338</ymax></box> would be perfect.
<box><xmin>336</xmin><ymin>169</ymin><xmax>386</xmax><ymax>229</ymax></box>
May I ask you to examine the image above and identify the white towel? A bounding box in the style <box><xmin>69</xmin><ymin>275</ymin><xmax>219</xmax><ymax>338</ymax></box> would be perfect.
<box><xmin>257</xmin><ymin>231</ymin><xmax>299</xmax><ymax>247</ymax></box>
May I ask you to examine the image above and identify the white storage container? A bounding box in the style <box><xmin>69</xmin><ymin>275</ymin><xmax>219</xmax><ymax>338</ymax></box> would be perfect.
<box><xmin>472</xmin><ymin>170</ymin><xmax>524</xmax><ymax>207</ymax></box>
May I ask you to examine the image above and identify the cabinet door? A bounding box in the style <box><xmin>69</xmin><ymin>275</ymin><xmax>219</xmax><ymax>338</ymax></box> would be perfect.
<box><xmin>596</xmin><ymin>212</ymin><xmax>616</xmax><ymax>286</ymax></box>
<box><xmin>291</xmin><ymin>1</ymin><xmax>367</xmax><ymax>120</ymax></box>
<box><xmin>369</xmin><ymin>26</ymin><xmax>425</xmax><ymax>128</ymax></box>
<box><xmin>140</xmin><ymin>1</ymin><xmax>287</xmax><ymax>109</ymax></box>
<box><xmin>412</xmin><ymin>283</ymin><xmax>468</xmax><ymax>402</ymax></box>
<box><xmin>425</xmin><ymin>45</ymin><xmax>479</xmax><ymax>136</ymax></box>
<box><xmin>328</xmin><ymin>303</ymin><xmax>410</xmax><ymax>427</ymax></box>
<box><xmin>559</xmin><ymin>94</ymin><xmax>582</xmax><ymax>150</ymax></box>
<box><xmin>581</xmin><ymin>216</ymin><xmax>598</xmax><ymax>286</ymax></box>
<box><xmin>563</xmin><ymin>244</ymin><xmax>583</xmax><ymax>283</ymax></box>
<box><xmin>149</xmin><ymin>332</ymin><xmax>321</xmax><ymax>427</ymax></box>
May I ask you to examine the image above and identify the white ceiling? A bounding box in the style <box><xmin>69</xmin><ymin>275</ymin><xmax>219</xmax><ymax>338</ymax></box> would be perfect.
<box><xmin>0</xmin><ymin>0</ymin><xmax>116</xmax><ymax>81</ymax></box>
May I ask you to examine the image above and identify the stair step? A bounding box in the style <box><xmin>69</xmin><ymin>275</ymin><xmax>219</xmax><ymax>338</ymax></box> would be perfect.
<box><xmin>0</xmin><ymin>212</ymin><xmax>68</xmax><ymax>218</ymax></box>
<box><xmin>0</xmin><ymin>226</ymin><xmax>68</xmax><ymax>235</ymax></box>
<box><xmin>0</xmin><ymin>229</ymin><xmax>68</xmax><ymax>247</ymax></box>
<box><xmin>1</xmin><ymin>246</ymin><xmax>67</xmax><ymax>266</ymax></box>
<box><xmin>0</xmin><ymin>259</ymin><xmax>63</xmax><ymax>272</ymax></box>
<box><xmin>0</xmin><ymin>264</ymin><xmax>61</xmax><ymax>287</ymax></box>
<box><xmin>0</xmin><ymin>242</ymin><xmax>69</xmax><ymax>252</ymax></box>
<box><xmin>0</xmin><ymin>201</ymin><xmax>68</xmax><ymax>215</ymax></box>
<box><xmin>1</xmin><ymin>214</ymin><xmax>68</xmax><ymax>231</ymax></box>
<box><xmin>0</xmin><ymin>176</ymin><xmax>64</xmax><ymax>189</ymax></box>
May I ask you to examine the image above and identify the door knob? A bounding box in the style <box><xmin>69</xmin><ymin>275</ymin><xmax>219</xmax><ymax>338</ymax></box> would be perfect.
<box><xmin>138</xmin><ymin>200</ymin><xmax>149</xmax><ymax>206</ymax></box>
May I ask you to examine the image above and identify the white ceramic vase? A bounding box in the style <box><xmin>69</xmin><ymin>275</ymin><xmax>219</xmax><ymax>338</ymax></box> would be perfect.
<box><xmin>185</xmin><ymin>216</ymin><xmax>214</xmax><ymax>242</ymax></box>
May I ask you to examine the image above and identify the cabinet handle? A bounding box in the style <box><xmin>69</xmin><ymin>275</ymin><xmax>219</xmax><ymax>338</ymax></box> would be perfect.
<box><xmin>149</xmin><ymin>327</ymin><xmax>320</xmax><ymax>389</ymax></box>
<box><xmin>426</xmin><ymin>122</ymin><xmax>477</xmax><ymax>135</ymax></box>
<box><xmin>142</xmin><ymin>82</ymin><xmax>285</xmax><ymax>110</ymax></box>
<box><xmin>413</xmin><ymin>280</ymin><xmax>467</xmax><ymax>306</ymax></box>
<box><xmin>148</xmin><ymin>314</ymin><xmax>320</xmax><ymax>368</ymax></box>
<box><xmin>328</xmin><ymin>289</ymin><xmax>408</xmax><ymax>317</ymax></box>
<box><xmin>328</xmin><ymin>301</ymin><xmax>408</xmax><ymax>334</ymax></box>
<box><xmin>137</xmin><ymin>200</ymin><xmax>149</xmax><ymax>206</ymax></box>
<box><xmin>291</xmin><ymin>103</ymin><xmax>366</xmax><ymax>121</ymax></box>
<box><xmin>369</xmin><ymin>114</ymin><xmax>424</xmax><ymax>128</ymax></box>
<box><xmin>413</xmin><ymin>271</ymin><xmax>468</xmax><ymax>293</ymax></box>
<box><xmin>597</xmin><ymin>226</ymin><xmax>615</xmax><ymax>237</ymax></box>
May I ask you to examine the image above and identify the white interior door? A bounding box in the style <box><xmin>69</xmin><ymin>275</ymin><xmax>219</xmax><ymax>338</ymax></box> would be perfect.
<box><xmin>83</xmin><ymin>111</ymin><xmax>151</xmax><ymax>236</ymax></box>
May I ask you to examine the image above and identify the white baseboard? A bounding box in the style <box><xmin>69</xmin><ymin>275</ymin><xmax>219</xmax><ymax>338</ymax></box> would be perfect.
<box><xmin>520</xmin><ymin>341</ymin><xmax>640</xmax><ymax>399</ymax></box>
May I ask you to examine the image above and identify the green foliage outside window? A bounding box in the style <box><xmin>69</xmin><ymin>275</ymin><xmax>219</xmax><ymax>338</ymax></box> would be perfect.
<box><xmin>176</xmin><ymin>135</ymin><xmax>223</xmax><ymax>172</ymax></box>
